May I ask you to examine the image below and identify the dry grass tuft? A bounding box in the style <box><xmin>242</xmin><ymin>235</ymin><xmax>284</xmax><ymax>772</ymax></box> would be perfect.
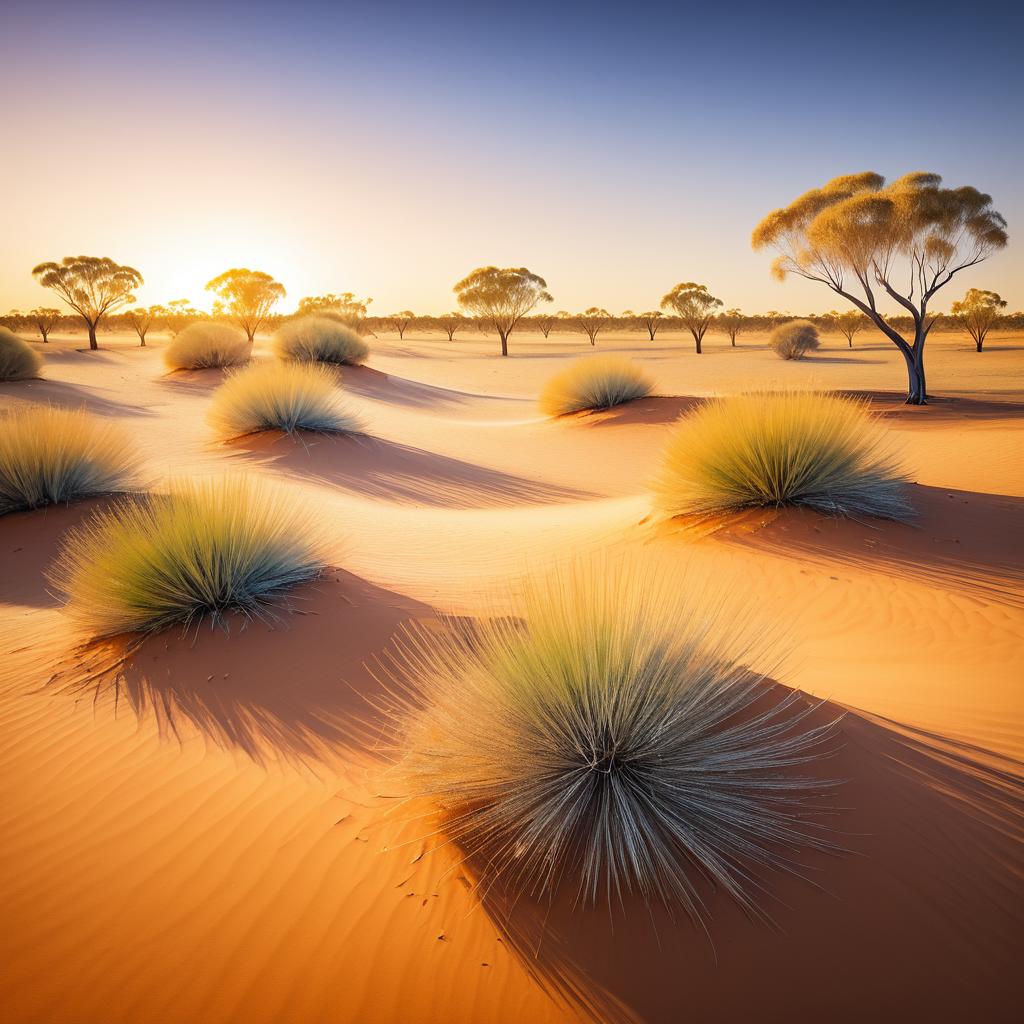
<box><xmin>0</xmin><ymin>327</ymin><xmax>43</xmax><ymax>381</ymax></box>
<box><xmin>539</xmin><ymin>356</ymin><xmax>654</xmax><ymax>416</ymax></box>
<box><xmin>163</xmin><ymin>323</ymin><xmax>250</xmax><ymax>371</ymax></box>
<box><xmin>769</xmin><ymin>319</ymin><xmax>820</xmax><ymax>359</ymax></box>
<box><xmin>273</xmin><ymin>316</ymin><xmax>369</xmax><ymax>366</ymax></box>
<box><xmin>51</xmin><ymin>476</ymin><xmax>329</xmax><ymax>636</ymax></box>
<box><xmin>0</xmin><ymin>406</ymin><xmax>142</xmax><ymax>515</ymax></box>
<box><xmin>207</xmin><ymin>361</ymin><xmax>364</xmax><ymax>439</ymax></box>
<box><xmin>653</xmin><ymin>391</ymin><xmax>913</xmax><ymax>521</ymax></box>
<box><xmin>386</xmin><ymin>557</ymin><xmax>838</xmax><ymax>922</ymax></box>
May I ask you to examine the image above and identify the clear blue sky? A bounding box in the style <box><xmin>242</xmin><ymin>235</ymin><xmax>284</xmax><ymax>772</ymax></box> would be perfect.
<box><xmin>2</xmin><ymin>0</ymin><xmax>1020</xmax><ymax>314</ymax></box>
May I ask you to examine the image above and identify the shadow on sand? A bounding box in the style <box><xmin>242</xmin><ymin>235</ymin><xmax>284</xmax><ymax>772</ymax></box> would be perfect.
<box><xmin>223</xmin><ymin>431</ymin><xmax>598</xmax><ymax>507</ymax></box>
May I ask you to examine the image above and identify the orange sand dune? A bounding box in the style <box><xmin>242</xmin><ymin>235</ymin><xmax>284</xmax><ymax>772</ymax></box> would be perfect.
<box><xmin>1</xmin><ymin>330</ymin><xmax>1022</xmax><ymax>1022</ymax></box>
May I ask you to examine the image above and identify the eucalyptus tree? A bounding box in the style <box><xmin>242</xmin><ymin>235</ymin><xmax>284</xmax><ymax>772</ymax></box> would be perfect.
<box><xmin>386</xmin><ymin>310</ymin><xmax>415</xmax><ymax>339</ymax></box>
<box><xmin>535</xmin><ymin>314</ymin><xmax>558</xmax><ymax>338</ymax></box>
<box><xmin>205</xmin><ymin>268</ymin><xmax>286</xmax><ymax>343</ymax></box>
<box><xmin>752</xmin><ymin>172</ymin><xmax>1008</xmax><ymax>403</ymax></box>
<box><xmin>436</xmin><ymin>312</ymin><xmax>470</xmax><ymax>341</ymax></box>
<box><xmin>32</xmin><ymin>256</ymin><xmax>143</xmax><ymax>350</ymax></box>
<box><xmin>454</xmin><ymin>266</ymin><xmax>552</xmax><ymax>356</ymax></box>
<box><xmin>660</xmin><ymin>282</ymin><xmax>723</xmax><ymax>354</ymax></box>
<box><xmin>573</xmin><ymin>307</ymin><xmax>612</xmax><ymax>345</ymax></box>
<box><xmin>28</xmin><ymin>307</ymin><xmax>61</xmax><ymax>343</ymax></box>
<box><xmin>126</xmin><ymin>306</ymin><xmax>163</xmax><ymax>346</ymax></box>
<box><xmin>717</xmin><ymin>308</ymin><xmax>746</xmax><ymax>347</ymax></box>
<box><xmin>297</xmin><ymin>292</ymin><xmax>371</xmax><ymax>327</ymax></box>
<box><xmin>831</xmin><ymin>309</ymin><xmax>866</xmax><ymax>348</ymax></box>
<box><xmin>636</xmin><ymin>311</ymin><xmax>663</xmax><ymax>341</ymax></box>
<box><xmin>950</xmin><ymin>288</ymin><xmax>1007</xmax><ymax>352</ymax></box>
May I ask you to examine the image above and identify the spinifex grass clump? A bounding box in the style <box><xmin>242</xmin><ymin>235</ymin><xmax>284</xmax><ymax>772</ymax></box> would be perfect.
<box><xmin>389</xmin><ymin>558</ymin><xmax>838</xmax><ymax>921</ymax></box>
<box><xmin>769</xmin><ymin>319</ymin><xmax>820</xmax><ymax>360</ymax></box>
<box><xmin>207</xmin><ymin>361</ymin><xmax>364</xmax><ymax>439</ymax></box>
<box><xmin>51</xmin><ymin>476</ymin><xmax>328</xmax><ymax>636</ymax></box>
<box><xmin>653</xmin><ymin>391</ymin><xmax>913</xmax><ymax>521</ymax></box>
<box><xmin>0</xmin><ymin>406</ymin><xmax>142</xmax><ymax>515</ymax></box>
<box><xmin>539</xmin><ymin>356</ymin><xmax>654</xmax><ymax>416</ymax></box>
<box><xmin>163</xmin><ymin>323</ymin><xmax>250</xmax><ymax>370</ymax></box>
<box><xmin>0</xmin><ymin>327</ymin><xmax>43</xmax><ymax>381</ymax></box>
<box><xmin>273</xmin><ymin>316</ymin><xmax>369</xmax><ymax>366</ymax></box>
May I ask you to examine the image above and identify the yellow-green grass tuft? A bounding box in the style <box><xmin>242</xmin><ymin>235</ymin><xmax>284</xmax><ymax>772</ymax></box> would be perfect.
<box><xmin>769</xmin><ymin>319</ymin><xmax>820</xmax><ymax>360</ymax></box>
<box><xmin>387</xmin><ymin>557</ymin><xmax>838</xmax><ymax>922</ymax></box>
<box><xmin>0</xmin><ymin>327</ymin><xmax>43</xmax><ymax>381</ymax></box>
<box><xmin>653</xmin><ymin>391</ymin><xmax>913</xmax><ymax>521</ymax></box>
<box><xmin>539</xmin><ymin>356</ymin><xmax>654</xmax><ymax>416</ymax></box>
<box><xmin>51</xmin><ymin>476</ymin><xmax>329</xmax><ymax>636</ymax></box>
<box><xmin>0</xmin><ymin>406</ymin><xmax>142</xmax><ymax>516</ymax></box>
<box><xmin>273</xmin><ymin>316</ymin><xmax>370</xmax><ymax>366</ymax></box>
<box><xmin>163</xmin><ymin>323</ymin><xmax>250</xmax><ymax>371</ymax></box>
<box><xmin>207</xmin><ymin>361</ymin><xmax>365</xmax><ymax>439</ymax></box>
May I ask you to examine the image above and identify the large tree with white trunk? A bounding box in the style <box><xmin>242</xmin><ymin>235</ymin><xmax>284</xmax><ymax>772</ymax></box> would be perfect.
<box><xmin>752</xmin><ymin>172</ymin><xmax>1008</xmax><ymax>404</ymax></box>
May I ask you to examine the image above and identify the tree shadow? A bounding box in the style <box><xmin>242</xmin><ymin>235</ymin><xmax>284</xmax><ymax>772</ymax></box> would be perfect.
<box><xmin>840</xmin><ymin>390</ymin><xmax>1024</xmax><ymax>422</ymax></box>
<box><xmin>50</xmin><ymin>571</ymin><xmax>435</xmax><ymax>769</ymax></box>
<box><xmin>223</xmin><ymin>431</ymin><xmax>598</xmax><ymax>507</ymax></box>
<box><xmin>447</xmin><ymin>699</ymin><xmax>1022</xmax><ymax>1023</ymax></box>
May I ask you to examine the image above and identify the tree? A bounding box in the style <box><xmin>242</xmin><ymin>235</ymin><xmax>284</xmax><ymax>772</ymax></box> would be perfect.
<box><xmin>634</xmin><ymin>311</ymin><xmax>663</xmax><ymax>341</ymax></box>
<box><xmin>950</xmin><ymin>288</ymin><xmax>1007</xmax><ymax>352</ymax></box>
<box><xmin>296</xmin><ymin>292</ymin><xmax>371</xmax><ymax>327</ymax></box>
<box><xmin>454</xmin><ymin>266</ymin><xmax>552</xmax><ymax>356</ymax></box>
<box><xmin>126</xmin><ymin>307</ymin><xmax>157</xmax><ymax>346</ymax></box>
<box><xmin>155</xmin><ymin>298</ymin><xmax>202</xmax><ymax>336</ymax></box>
<box><xmin>386</xmin><ymin>311</ymin><xmax>415</xmax><ymax>339</ymax></box>
<box><xmin>29</xmin><ymin>307</ymin><xmax>61</xmax><ymax>343</ymax></box>
<box><xmin>831</xmin><ymin>309</ymin><xmax>866</xmax><ymax>348</ymax></box>
<box><xmin>535</xmin><ymin>314</ymin><xmax>558</xmax><ymax>338</ymax></box>
<box><xmin>752</xmin><ymin>172</ymin><xmax>1008</xmax><ymax>404</ymax></box>
<box><xmin>660</xmin><ymin>282</ymin><xmax>723</xmax><ymax>354</ymax></box>
<box><xmin>205</xmin><ymin>268</ymin><xmax>285</xmax><ymax>343</ymax></box>
<box><xmin>32</xmin><ymin>256</ymin><xmax>143</xmax><ymax>350</ymax></box>
<box><xmin>436</xmin><ymin>312</ymin><xmax>469</xmax><ymax>341</ymax></box>
<box><xmin>573</xmin><ymin>307</ymin><xmax>612</xmax><ymax>345</ymax></box>
<box><xmin>717</xmin><ymin>308</ymin><xmax>746</xmax><ymax>347</ymax></box>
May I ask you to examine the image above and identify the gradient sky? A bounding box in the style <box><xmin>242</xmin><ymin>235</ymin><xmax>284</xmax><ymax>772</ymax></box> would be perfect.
<box><xmin>2</xmin><ymin>0</ymin><xmax>1021</xmax><ymax>316</ymax></box>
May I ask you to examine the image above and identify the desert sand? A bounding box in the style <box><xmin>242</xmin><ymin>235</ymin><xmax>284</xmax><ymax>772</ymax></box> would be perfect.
<box><xmin>1</xmin><ymin>328</ymin><xmax>1022</xmax><ymax>1023</ymax></box>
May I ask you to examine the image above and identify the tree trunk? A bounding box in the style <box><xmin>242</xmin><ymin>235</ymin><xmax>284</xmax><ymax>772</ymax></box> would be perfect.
<box><xmin>88</xmin><ymin>322</ymin><xmax>98</xmax><ymax>350</ymax></box>
<box><xmin>976</xmin><ymin>336</ymin><xmax>984</xmax><ymax>352</ymax></box>
<box><xmin>693</xmin><ymin>330</ymin><xmax>702</xmax><ymax>355</ymax></box>
<box><xmin>499</xmin><ymin>330</ymin><xmax>509</xmax><ymax>357</ymax></box>
<box><xmin>848</xmin><ymin>336</ymin><xmax>853</xmax><ymax>348</ymax></box>
<box><xmin>903</xmin><ymin>341</ymin><xmax>927</xmax><ymax>405</ymax></box>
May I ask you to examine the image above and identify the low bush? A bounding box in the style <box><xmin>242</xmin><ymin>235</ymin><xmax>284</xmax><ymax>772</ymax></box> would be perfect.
<box><xmin>387</xmin><ymin>557</ymin><xmax>838</xmax><ymax>922</ymax></box>
<box><xmin>163</xmin><ymin>323</ymin><xmax>250</xmax><ymax>371</ymax></box>
<box><xmin>539</xmin><ymin>356</ymin><xmax>654</xmax><ymax>416</ymax></box>
<box><xmin>0</xmin><ymin>327</ymin><xmax>43</xmax><ymax>381</ymax></box>
<box><xmin>51</xmin><ymin>476</ymin><xmax>329</xmax><ymax>635</ymax></box>
<box><xmin>207</xmin><ymin>361</ymin><xmax>364</xmax><ymax>439</ymax></box>
<box><xmin>769</xmin><ymin>319</ymin><xmax>820</xmax><ymax>359</ymax></box>
<box><xmin>272</xmin><ymin>316</ymin><xmax>369</xmax><ymax>366</ymax></box>
<box><xmin>653</xmin><ymin>390</ymin><xmax>913</xmax><ymax>520</ymax></box>
<box><xmin>0</xmin><ymin>406</ymin><xmax>142</xmax><ymax>515</ymax></box>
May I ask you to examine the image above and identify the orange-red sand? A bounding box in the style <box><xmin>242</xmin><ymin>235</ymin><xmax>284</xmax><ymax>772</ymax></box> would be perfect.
<box><xmin>1</xmin><ymin>329</ymin><xmax>1022</xmax><ymax>1022</ymax></box>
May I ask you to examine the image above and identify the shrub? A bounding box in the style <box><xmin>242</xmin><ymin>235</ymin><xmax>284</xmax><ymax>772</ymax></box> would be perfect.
<box><xmin>388</xmin><ymin>557</ymin><xmax>837</xmax><ymax>921</ymax></box>
<box><xmin>539</xmin><ymin>356</ymin><xmax>654</xmax><ymax>416</ymax></box>
<box><xmin>273</xmin><ymin>316</ymin><xmax>369</xmax><ymax>366</ymax></box>
<box><xmin>51</xmin><ymin>476</ymin><xmax>328</xmax><ymax>636</ymax></box>
<box><xmin>0</xmin><ymin>327</ymin><xmax>43</xmax><ymax>381</ymax></box>
<box><xmin>769</xmin><ymin>319</ymin><xmax>820</xmax><ymax>359</ymax></box>
<box><xmin>653</xmin><ymin>391</ymin><xmax>913</xmax><ymax>520</ymax></box>
<box><xmin>0</xmin><ymin>406</ymin><xmax>142</xmax><ymax>515</ymax></box>
<box><xmin>207</xmin><ymin>361</ymin><xmax>365</xmax><ymax>439</ymax></box>
<box><xmin>163</xmin><ymin>322</ymin><xmax>250</xmax><ymax>371</ymax></box>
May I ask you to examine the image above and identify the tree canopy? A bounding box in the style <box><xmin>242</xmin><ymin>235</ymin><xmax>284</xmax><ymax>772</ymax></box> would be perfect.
<box><xmin>752</xmin><ymin>171</ymin><xmax>1008</xmax><ymax>402</ymax></box>
<box><xmin>32</xmin><ymin>255</ymin><xmax>143</xmax><ymax>349</ymax></box>
<box><xmin>454</xmin><ymin>266</ymin><xmax>552</xmax><ymax>356</ymax></box>
<box><xmin>205</xmin><ymin>268</ymin><xmax>285</xmax><ymax>343</ymax></box>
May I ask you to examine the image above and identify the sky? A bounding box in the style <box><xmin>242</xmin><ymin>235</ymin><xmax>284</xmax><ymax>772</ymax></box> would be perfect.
<box><xmin>1</xmin><ymin>0</ymin><xmax>1021</xmax><ymax>316</ymax></box>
